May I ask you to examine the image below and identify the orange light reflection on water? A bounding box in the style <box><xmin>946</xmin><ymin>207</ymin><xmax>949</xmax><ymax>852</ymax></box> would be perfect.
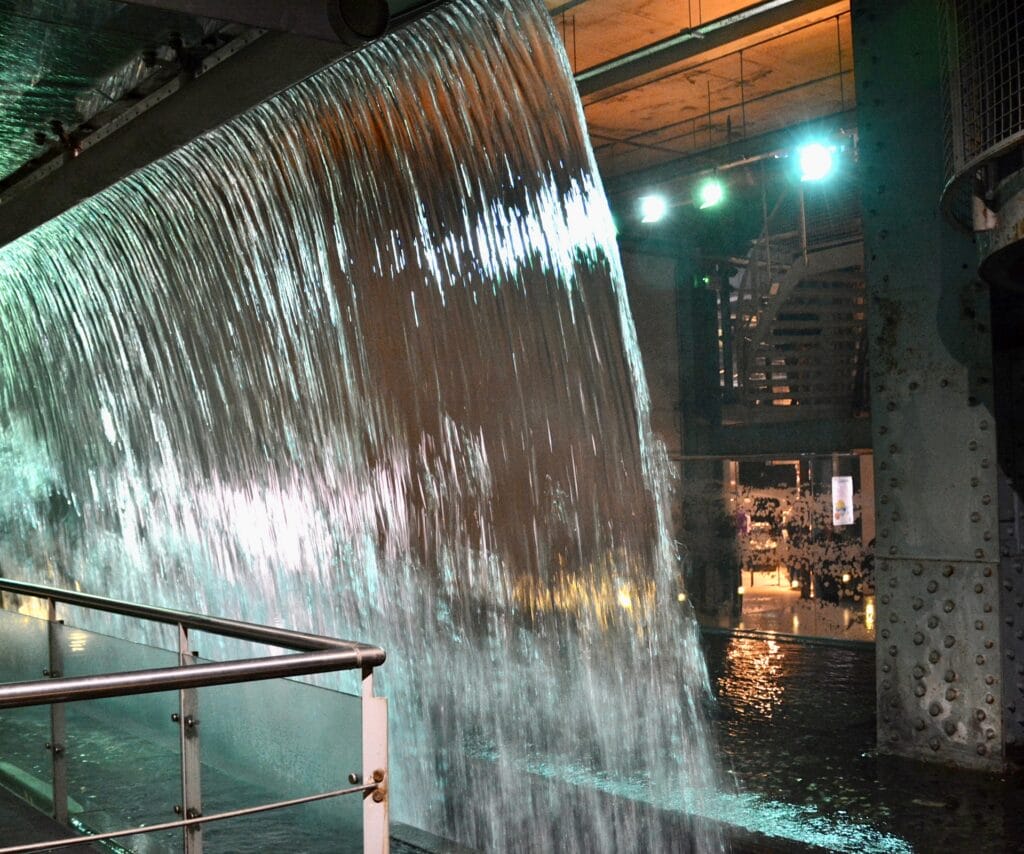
<box><xmin>717</xmin><ymin>636</ymin><xmax>787</xmax><ymax>718</ymax></box>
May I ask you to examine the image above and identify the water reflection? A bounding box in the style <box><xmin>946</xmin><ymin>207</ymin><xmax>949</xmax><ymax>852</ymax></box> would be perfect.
<box><xmin>723</xmin><ymin>570</ymin><xmax>875</xmax><ymax>642</ymax></box>
<box><xmin>717</xmin><ymin>637</ymin><xmax>786</xmax><ymax>718</ymax></box>
<box><xmin>66</xmin><ymin>629</ymin><xmax>89</xmax><ymax>653</ymax></box>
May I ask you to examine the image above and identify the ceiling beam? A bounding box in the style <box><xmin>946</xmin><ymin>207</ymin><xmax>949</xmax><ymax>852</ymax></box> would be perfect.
<box><xmin>575</xmin><ymin>0</ymin><xmax>841</xmax><ymax>97</ymax></box>
<box><xmin>679</xmin><ymin>416</ymin><xmax>871</xmax><ymax>457</ymax></box>
<box><xmin>549</xmin><ymin>0</ymin><xmax>591</xmax><ymax>14</ymax></box>
<box><xmin>0</xmin><ymin>0</ymin><xmax>445</xmax><ymax>249</ymax></box>
<box><xmin>119</xmin><ymin>1</ymin><xmax>436</xmax><ymax>44</ymax></box>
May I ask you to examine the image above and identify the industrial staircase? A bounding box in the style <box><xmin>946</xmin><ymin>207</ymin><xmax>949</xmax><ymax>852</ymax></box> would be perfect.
<box><xmin>729</xmin><ymin>181</ymin><xmax>866</xmax><ymax>422</ymax></box>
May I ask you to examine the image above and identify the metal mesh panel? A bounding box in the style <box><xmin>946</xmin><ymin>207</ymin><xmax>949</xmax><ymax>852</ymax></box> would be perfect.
<box><xmin>943</xmin><ymin>0</ymin><xmax>1024</xmax><ymax>180</ymax></box>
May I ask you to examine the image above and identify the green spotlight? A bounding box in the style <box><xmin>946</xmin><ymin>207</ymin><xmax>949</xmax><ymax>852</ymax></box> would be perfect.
<box><xmin>697</xmin><ymin>177</ymin><xmax>724</xmax><ymax>209</ymax></box>
<box><xmin>797</xmin><ymin>142</ymin><xmax>835</xmax><ymax>182</ymax></box>
<box><xmin>639</xmin><ymin>194</ymin><xmax>668</xmax><ymax>223</ymax></box>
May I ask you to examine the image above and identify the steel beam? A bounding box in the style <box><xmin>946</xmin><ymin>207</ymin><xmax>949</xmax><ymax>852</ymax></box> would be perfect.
<box><xmin>693</xmin><ymin>417</ymin><xmax>871</xmax><ymax>458</ymax></box>
<box><xmin>0</xmin><ymin>1</ymin><xmax>438</xmax><ymax>250</ymax></box>
<box><xmin>120</xmin><ymin>0</ymin><xmax>385</xmax><ymax>43</ymax></box>
<box><xmin>575</xmin><ymin>0</ymin><xmax>840</xmax><ymax>97</ymax></box>
<box><xmin>0</xmin><ymin>31</ymin><xmax>345</xmax><ymax>250</ymax></box>
<box><xmin>119</xmin><ymin>1</ymin><xmax>436</xmax><ymax>44</ymax></box>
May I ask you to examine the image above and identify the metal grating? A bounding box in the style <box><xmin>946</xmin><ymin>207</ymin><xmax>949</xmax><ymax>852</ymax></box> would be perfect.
<box><xmin>942</xmin><ymin>0</ymin><xmax>1024</xmax><ymax>193</ymax></box>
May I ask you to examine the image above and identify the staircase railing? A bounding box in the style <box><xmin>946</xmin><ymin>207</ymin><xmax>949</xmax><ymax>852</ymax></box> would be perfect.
<box><xmin>0</xmin><ymin>578</ymin><xmax>388</xmax><ymax>854</ymax></box>
<box><xmin>732</xmin><ymin>176</ymin><xmax>864</xmax><ymax>414</ymax></box>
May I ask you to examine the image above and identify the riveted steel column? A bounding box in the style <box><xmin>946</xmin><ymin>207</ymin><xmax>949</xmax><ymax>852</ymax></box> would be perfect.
<box><xmin>995</xmin><ymin>346</ymin><xmax>1024</xmax><ymax>757</ymax></box>
<box><xmin>853</xmin><ymin>0</ymin><xmax>1004</xmax><ymax>768</ymax></box>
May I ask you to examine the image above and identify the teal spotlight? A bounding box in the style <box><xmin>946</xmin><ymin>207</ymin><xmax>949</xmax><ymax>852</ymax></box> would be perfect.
<box><xmin>639</xmin><ymin>194</ymin><xmax>668</xmax><ymax>223</ymax></box>
<box><xmin>697</xmin><ymin>177</ymin><xmax>724</xmax><ymax>209</ymax></box>
<box><xmin>797</xmin><ymin>142</ymin><xmax>835</xmax><ymax>182</ymax></box>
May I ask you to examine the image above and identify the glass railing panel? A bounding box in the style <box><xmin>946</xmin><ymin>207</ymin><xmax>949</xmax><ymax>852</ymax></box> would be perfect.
<box><xmin>0</xmin><ymin>605</ymin><xmax>369</xmax><ymax>853</ymax></box>
<box><xmin>196</xmin><ymin>676</ymin><xmax>364</xmax><ymax>853</ymax></box>
<box><xmin>0</xmin><ymin>607</ymin><xmax>55</xmax><ymax>807</ymax></box>
<box><xmin>56</xmin><ymin>623</ymin><xmax>182</xmax><ymax>851</ymax></box>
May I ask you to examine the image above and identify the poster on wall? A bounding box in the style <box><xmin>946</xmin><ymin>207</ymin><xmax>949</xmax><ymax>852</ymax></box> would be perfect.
<box><xmin>832</xmin><ymin>476</ymin><xmax>854</xmax><ymax>526</ymax></box>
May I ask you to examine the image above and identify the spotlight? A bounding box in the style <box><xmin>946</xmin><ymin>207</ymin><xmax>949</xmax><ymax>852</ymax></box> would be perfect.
<box><xmin>797</xmin><ymin>142</ymin><xmax>835</xmax><ymax>182</ymax></box>
<box><xmin>639</xmin><ymin>194</ymin><xmax>668</xmax><ymax>223</ymax></box>
<box><xmin>697</xmin><ymin>177</ymin><xmax>724</xmax><ymax>209</ymax></box>
<box><xmin>737</xmin><ymin>585</ymin><xmax>745</xmax><ymax>596</ymax></box>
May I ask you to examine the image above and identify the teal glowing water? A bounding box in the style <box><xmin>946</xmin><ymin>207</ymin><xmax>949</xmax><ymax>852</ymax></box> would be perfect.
<box><xmin>0</xmin><ymin>1</ymin><xmax>720</xmax><ymax>849</ymax></box>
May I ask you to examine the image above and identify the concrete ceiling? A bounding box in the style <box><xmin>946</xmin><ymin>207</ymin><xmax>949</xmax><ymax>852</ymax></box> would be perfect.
<box><xmin>545</xmin><ymin>0</ymin><xmax>853</xmax><ymax>183</ymax></box>
<box><xmin>0</xmin><ymin>0</ymin><xmax>855</xmax><ymax>242</ymax></box>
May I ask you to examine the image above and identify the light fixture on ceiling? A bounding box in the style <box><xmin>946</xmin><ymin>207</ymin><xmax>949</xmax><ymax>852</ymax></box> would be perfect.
<box><xmin>697</xmin><ymin>176</ymin><xmax>724</xmax><ymax>209</ymax></box>
<box><xmin>639</xmin><ymin>194</ymin><xmax>668</xmax><ymax>223</ymax></box>
<box><xmin>796</xmin><ymin>141</ymin><xmax>835</xmax><ymax>182</ymax></box>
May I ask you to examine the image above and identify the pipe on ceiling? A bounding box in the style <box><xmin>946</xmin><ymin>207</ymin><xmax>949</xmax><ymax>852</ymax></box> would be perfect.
<box><xmin>120</xmin><ymin>1</ymin><xmax>435</xmax><ymax>45</ymax></box>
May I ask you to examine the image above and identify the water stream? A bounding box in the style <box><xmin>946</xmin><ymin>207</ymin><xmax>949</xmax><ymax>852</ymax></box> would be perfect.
<box><xmin>0</xmin><ymin>1</ymin><xmax>722</xmax><ymax>849</ymax></box>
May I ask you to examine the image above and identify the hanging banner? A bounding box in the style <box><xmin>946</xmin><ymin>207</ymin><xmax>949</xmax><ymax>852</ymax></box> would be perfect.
<box><xmin>832</xmin><ymin>476</ymin><xmax>854</xmax><ymax>526</ymax></box>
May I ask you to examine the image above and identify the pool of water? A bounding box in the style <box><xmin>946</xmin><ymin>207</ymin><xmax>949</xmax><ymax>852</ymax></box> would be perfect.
<box><xmin>704</xmin><ymin>631</ymin><xmax>1024</xmax><ymax>853</ymax></box>
<box><xmin>2</xmin><ymin>628</ymin><xmax>1022</xmax><ymax>852</ymax></box>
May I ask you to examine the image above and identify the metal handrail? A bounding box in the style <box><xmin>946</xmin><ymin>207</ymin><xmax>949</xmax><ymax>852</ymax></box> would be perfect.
<box><xmin>0</xmin><ymin>648</ymin><xmax>381</xmax><ymax>709</ymax></box>
<box><xmin>0</xmin><ymin>577</ymin><xmax>382</xmax><ymax>653</ymax></box>
<box><xmin>0</xmin><ymin>578</ymin><xmax>390</xmax><ymax>853</ymax></box>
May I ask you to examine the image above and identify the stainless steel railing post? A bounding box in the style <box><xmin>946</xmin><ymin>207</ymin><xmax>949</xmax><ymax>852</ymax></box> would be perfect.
<box><xmin>176</xmin><ymin>623</ymin><xmax>203</xmax><ymax>854</ymax></box>
<box><xmin>361</xmin><ymin>666</ymin><xmax>389</xmax><ymax>854</ymax></box>
<box><xmin>44</xmin><ymin>598</ymin><xmax>68</xmax><ymax>826</ymax></box>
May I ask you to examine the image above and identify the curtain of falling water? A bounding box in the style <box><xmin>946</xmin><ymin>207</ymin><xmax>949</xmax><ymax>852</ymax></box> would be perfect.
<box><xmin>0</xmin><ymin>0</ymin><xmax>722</xmax><ymax>849</ymax></box>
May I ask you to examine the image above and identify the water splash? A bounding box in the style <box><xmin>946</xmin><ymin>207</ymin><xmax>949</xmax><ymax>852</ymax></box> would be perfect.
<box><xmin>0</xmin><ymin>0</ymin><xmax>722</xmax><ymax>849</ymax></box>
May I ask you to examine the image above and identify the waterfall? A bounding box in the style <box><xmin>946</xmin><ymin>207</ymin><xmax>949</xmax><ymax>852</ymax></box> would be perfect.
<box><xmin>0</xmin><ymin>0</ymin><xmax>722</xmax><ymax>849</ymax></box>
